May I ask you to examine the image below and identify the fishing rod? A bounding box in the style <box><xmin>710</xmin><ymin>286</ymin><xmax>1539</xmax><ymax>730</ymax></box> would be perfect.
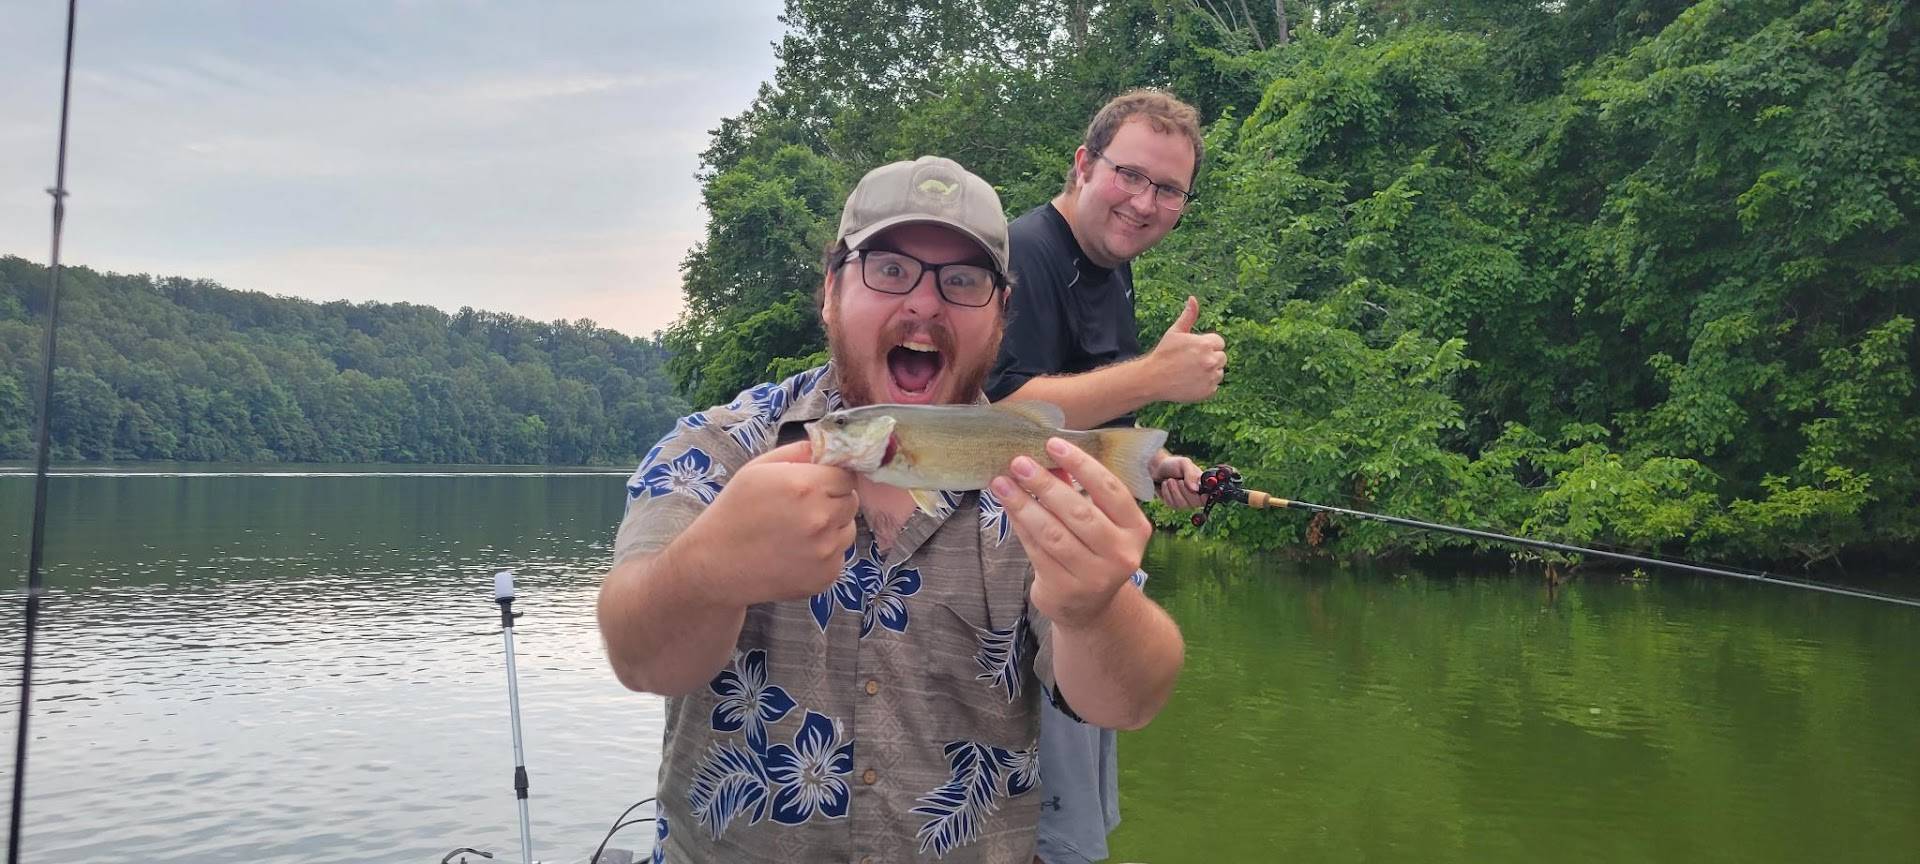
<box><xmin>9</xmin><ymin>1</ymin><xmax>81</xmax><ymax>861</ymax></box>
<box><xmin>1191</xmin><ymin>464</ymin><xmax>1920</xmax><ymax>610</ymax></box>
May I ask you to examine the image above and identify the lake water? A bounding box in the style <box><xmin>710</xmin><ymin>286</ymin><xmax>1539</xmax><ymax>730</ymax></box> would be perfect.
<box><xmin>2</xmin><ymin>466</ymin><xmax>1916</xmax><ymax>862</ymax></box>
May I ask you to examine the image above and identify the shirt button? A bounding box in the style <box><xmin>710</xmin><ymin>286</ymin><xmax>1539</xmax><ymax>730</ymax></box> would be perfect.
<box><xmin>862</xmin><ymin>768</ymin><xmax>878</xmax><ymax>785</ymax></box>
<box><xmin>864</xmin><ymin>679</ymin><xmax>879</xmax><ymax>696</ymax></box>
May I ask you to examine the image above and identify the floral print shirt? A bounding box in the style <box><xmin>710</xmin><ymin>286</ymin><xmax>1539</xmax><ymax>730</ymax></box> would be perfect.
<box><xmin>614</xmin><ymin>364</ymin><xmax>1054</xmax><ymax>863</ymax></box>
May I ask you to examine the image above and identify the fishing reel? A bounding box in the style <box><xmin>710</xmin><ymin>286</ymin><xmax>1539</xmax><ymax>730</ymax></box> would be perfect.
<box><xmin>1191</xmin><ymin>464</ymin><xmax>1246</xmax><ymax>527</ymax></box>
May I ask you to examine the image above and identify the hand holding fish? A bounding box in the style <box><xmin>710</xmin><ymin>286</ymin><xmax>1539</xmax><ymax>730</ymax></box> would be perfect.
<box><xmin>691</xmin><ymin>440</ymin><xmax>858</xmax><ymax>605</ymax></box>
<box><xmin>991</xmin><ymin>437</ymin><xmax>1154</xmax><ymax>630</ymax></box>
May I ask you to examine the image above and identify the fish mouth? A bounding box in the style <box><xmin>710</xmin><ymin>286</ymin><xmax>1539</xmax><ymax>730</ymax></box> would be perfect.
<box><xmin>805</xmin><ymin>421</ymin><xmax>825</xmax><ymax>459</ymax></box>
<box><xmin>885</xmin><ymin>339</ymin><xmax>946</xmax><ymax>403</ymax></box>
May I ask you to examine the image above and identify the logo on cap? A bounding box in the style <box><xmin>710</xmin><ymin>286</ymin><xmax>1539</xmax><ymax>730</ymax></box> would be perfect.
<box><xmin>909</xmin><ymin>163</ymin><xmax>967</xmax><ymax>213</ymax></box>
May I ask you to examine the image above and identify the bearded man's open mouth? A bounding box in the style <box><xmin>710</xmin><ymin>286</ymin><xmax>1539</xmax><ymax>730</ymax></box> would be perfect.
<box><xmin>886</xmin><ymin>339</ymin><xmax>945</xmax><ymax>398</ymax></box>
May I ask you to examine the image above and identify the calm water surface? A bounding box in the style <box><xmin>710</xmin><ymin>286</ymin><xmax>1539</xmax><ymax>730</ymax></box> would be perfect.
<box><xmin>2</xmin><ymin>466</ymin><xmax>1916</xmax><ymax>863</ymax></box>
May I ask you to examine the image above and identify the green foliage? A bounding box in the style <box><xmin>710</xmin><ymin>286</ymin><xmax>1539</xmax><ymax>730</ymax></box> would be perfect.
<box><xmin>667</xmin><ymin>0</ymin><xmax>1227</xmax><ymax>401</ymax></box>
<box><xmin>0</xmin><ymin>367</ymin><xmax>29</xmax><ymax>458</ymax></box>
<box><xmin>669</xmin><ymin>145</ymin><xmax>842</xmax><ymax>408</ymax></box>
<box><xmin>680</xmin><ymin>0</ymin><xmax>1919</xmax><ymax>567</ymax></box>
<box><xmin>0</xmin><ymin>256</ymin><xmax>687</xmax><ymax>465</ymax></box>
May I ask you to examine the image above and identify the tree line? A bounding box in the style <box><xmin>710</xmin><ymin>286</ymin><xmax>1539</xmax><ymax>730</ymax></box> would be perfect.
<box><xmin>664</xmin><ymin>0</ymin><xmax>1917</xmax><ymax>568</ymax></box>
<box><xmin>0</xmin><ymin>255</ymin><xmax>687</xmax><ymax>466</ymax></box>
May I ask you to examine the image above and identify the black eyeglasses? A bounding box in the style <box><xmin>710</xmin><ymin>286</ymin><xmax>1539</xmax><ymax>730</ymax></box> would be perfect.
<box><xmin>1091</xmin><ymin>150</ymin><xmax>1195</xmax><ymax>212</ymax></box>
<box><xmin>843</xmin><ymin>249</ymin><xmax>1005</xmax><ymax>308</ymax></box>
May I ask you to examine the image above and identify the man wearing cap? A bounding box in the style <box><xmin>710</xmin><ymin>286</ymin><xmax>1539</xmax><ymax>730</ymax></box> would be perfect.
<box><xmin>988</xmin><ymin>89</ymin><xmax>1223</xmax><ymax>864</ymax></box>
<box><xmin>599</xmin><ymin>155</ymin><xmax>1185</xmax><ymax>863</ymax></box>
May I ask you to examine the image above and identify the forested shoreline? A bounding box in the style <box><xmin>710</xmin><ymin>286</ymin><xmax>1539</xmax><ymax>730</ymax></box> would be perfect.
<box><xmin>0</xmin><ymin>256</ymin><xmax>687</xmax><ymax>466</ymax></box>
<box><xmin>665</xmin><ymin>0</ymin><xmax>1917</xmax><ymax>567</ymax></box>
<box><xmin>4</xmin><ymin>1</ymin><xmax>1913</xmax><ymax>568</ymax></box>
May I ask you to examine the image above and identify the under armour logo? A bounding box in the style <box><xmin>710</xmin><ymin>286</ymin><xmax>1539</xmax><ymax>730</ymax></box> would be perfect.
<box><xmin>1039</xmin><ymin>796</ymin><xmax>1062</xmax><ymax>811</ymax></box>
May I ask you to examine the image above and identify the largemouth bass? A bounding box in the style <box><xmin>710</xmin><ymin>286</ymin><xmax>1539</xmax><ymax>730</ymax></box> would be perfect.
<box><xmin>805</xmin><ymin>401</ymin><xmax>1167</xmax><ymax>515</ymax></box>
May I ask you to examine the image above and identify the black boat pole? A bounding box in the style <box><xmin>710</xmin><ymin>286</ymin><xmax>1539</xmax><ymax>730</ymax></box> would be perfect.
<box><xmin>9</xmin><ymin>2</ymin><xmax>81</xmax><ymax>860</ymax></box>
<box><xmin>1192</xmin><ymin>465</ymin><xmax>1920</xmax><ymax>610</ymax></box>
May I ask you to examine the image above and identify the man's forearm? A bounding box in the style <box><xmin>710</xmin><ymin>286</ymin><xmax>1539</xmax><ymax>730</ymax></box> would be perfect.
<box><xmin>597</xmin><ymin>539</ymin><xmax>747</xmax><ymax>697</ymax></box>
<box><xmin>1002</xmin><ymin>355</ymin><xmax>1158</xmax><ymax>430</ymax></box>
<box><xmin>1051</xmin><ymin>587</ymin><xmax>1184</xmax><ymax>730</ymax></box>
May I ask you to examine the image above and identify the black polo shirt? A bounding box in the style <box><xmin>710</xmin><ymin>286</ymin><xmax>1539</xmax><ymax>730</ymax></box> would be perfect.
<box><xmin>986</xmin><ymin>202</ymin><xmax>1141</xmax><ymax>427</ymax></box>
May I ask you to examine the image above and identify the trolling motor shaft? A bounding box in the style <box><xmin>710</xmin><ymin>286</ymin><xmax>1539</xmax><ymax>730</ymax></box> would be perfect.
<box><xmin>494</xmin><ymin>570</ymin><xmax>536</xmax><ymax>864</ymax></box>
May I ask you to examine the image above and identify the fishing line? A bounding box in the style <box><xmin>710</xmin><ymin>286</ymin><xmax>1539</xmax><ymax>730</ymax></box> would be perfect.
<box><xmin>1192</xmin><ymin>465</ymin><xmax>1920</xmax><ymax>610</ymax></box>
<box><xmin>9</xmin><ymin>1</ymin><xmax>81</xmax><ymax>860</ymax></box>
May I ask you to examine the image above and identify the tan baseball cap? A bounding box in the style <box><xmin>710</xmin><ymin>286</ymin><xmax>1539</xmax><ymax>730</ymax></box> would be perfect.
<box><xmin>836</xmin><ymin>156</ymin><xmax>1009</xmax><ymax>274</ymax></box>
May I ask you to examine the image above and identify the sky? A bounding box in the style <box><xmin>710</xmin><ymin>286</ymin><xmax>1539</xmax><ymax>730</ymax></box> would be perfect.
<box><xmin>0</xmin><ymin>0</ymin><xmax>788</xmax><ymax>338</ymax></box>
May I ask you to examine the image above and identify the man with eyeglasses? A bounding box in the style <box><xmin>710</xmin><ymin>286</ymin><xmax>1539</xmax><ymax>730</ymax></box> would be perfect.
<box><xmin>601</xmin><ymin>155</ymin><xmax>1185</xmax><ymax>863</ymax></box>
<box><xmin>986</xmin><ymin>89</ymin><xmax>1225</xmax><ymax>864</ymax></box>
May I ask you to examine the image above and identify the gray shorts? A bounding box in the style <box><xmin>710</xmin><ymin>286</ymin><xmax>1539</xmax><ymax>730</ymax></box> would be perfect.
<box><xmin>1033</xmin><ymin>694</ymin><xmax>1121</xmax><ymax>864</ymax></box>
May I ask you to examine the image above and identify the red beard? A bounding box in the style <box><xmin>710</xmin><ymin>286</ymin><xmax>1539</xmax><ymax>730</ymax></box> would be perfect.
<box><xmin>825</xmin><ymin>307</ymin><xmax>1000</xmax><ymax>408</ymax></box>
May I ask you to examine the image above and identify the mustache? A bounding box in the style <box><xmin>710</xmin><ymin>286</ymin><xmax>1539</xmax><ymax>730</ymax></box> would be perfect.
<box><xmin>882</xmin><ymin>321</ymin><xmax>958</xmax><ymax>357</ymax></box>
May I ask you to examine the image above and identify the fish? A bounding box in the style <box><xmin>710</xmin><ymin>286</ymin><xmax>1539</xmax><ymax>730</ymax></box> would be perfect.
<box><xmin>805</xmin><ymin>401</ymin><xmax>1167</xmax><ymax>516</ymax></box>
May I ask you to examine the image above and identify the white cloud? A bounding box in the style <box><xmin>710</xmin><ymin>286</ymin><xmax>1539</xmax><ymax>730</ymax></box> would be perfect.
<box><xmin>458</xmin><ymin>72</ymin><xmax>693</xmax><ymax>104</ymax></box>
<box><xmin>0</xmin><ymin>1</ymin><xmax>786</xmax><ymax>338</ymax></box>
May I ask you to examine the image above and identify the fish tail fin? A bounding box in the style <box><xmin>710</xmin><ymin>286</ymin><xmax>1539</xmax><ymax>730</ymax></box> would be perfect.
<box><xmin>1091</xmin><ymin>426</ymin><xmax>1169</xmax><ymax>501</ymax></box>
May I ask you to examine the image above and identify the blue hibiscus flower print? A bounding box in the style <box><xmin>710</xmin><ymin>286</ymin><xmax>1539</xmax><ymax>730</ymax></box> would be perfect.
<box><xmin>650</xmin><ymin>802</ymin><xmax>667</xmax><ymax>864</ymax></box>
<box><xmin>627</xmin><ymin>433</ymin><xmax>673</xmax><ymax>501</ymax></box>
<box><xmin>811</xmin><ymin>541</ymin><xmax>880</xmax><ymax>631</ymax></box>
<box><xmin>724</xmin><ymin>383</ymin><xmax>790</xmax><ymax>453</ymax></box>
<box><xmin>860</xmin><ymin>562</ymin><xmax>921</xmax><ymax>638</ymax></box>
<box><xmin>764</xmin><ymin>710</ymin><xmax>854</xmax><ymax>825</ymax></box>
<box><xmin>708</xmin><ymin>648</ymin><xmax>796</xmax><ymax>754</ymax></box>
<box><xmin>787</xmin><ymin>366</ymin><xmax>827</xmax><ymax>401</ymax></box>
<box><xmin>637</xmin><ymin>447</ymin><xmax>727</xmax><ymax>504</ymax></box>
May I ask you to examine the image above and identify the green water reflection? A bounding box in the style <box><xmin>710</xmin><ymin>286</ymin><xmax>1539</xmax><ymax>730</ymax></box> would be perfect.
<box><xmin>1114</xmin><ymin>539</ymin><xmax>1919</xmax><ymax>863</ymax></box>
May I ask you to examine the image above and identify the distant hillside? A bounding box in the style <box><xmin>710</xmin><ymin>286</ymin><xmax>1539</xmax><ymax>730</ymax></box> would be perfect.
<box><xmin>0</xmin><ymin>255</ymin><xmax>687</xmax><ymax>465</ymax></box>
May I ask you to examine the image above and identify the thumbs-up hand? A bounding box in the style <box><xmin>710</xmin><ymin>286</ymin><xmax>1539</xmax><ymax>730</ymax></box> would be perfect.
<box><xmin>1147</xmin><ymin>296</ymin><xmax>1227</xmax><ymax>403</ymax></box>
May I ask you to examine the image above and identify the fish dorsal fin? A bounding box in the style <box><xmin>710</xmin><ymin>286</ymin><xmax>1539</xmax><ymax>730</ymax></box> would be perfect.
<box><xmin>994</xmin><ymin>400</ymin><xmax>1066</xmax><ymax>430</ymax></box>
